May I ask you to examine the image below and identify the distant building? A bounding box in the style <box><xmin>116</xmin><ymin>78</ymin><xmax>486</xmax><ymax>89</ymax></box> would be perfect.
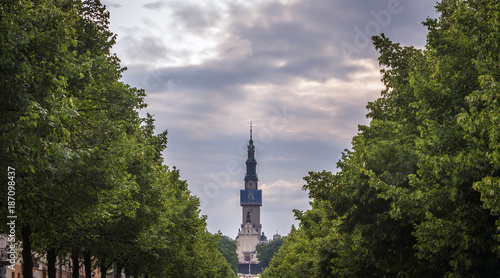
<box><xmin>273</xmin><ymin>232</ymin><xmax>281</xmax><ymax>241</ymax></box>
<box><xmin>235</xmin><ymin>124</ymin><xmax>266</xmax><ymax>275</ymax></box>
<box><xmin>1</xmin><ymin>235</ymin><xmax>102</xmax><ymax>278</ymax></box>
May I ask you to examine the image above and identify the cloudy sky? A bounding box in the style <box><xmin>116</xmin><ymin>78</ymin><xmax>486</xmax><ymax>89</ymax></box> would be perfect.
<box><xmin>102</xmin><ymin>0</ymin><xmax>439</xmax><ymax>238</ymax></box>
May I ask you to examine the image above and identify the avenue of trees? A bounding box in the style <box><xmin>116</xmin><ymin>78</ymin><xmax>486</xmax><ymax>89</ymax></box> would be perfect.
<box><xmin>263</xmin><ymin>0</ymin><xmax>500</xmax><ymax>277</ymax></box>
<box><xmin>217</xmin><ymin>235</ymin><xmax>239</xmax><ymax>275</ymax></box>
<box><xmin>256</xmin><ymin>237</ymin><xmax>283</xmax><ymax>269</ymax></box>
<box><xmin>0</xmin><ymin>1</ymin><xmax>235</xmax><ymax>277</ymax></box>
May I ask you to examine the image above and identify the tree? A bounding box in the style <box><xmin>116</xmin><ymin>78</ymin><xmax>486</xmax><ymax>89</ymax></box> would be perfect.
<box><xmin>263</xmin><ymin>0</ymin><xmax>500</xmax><ymax>277</ymax></box>
<box><xmin>217</xmin><ymin>235</ymin><xmax>239</xmax><ymax>274</ymax></box>
<box><xmin>256</xmin><ymin>237</ymin><xmax>283</xmax><ymax>269</ymax></box>
<box><xmin>0</xmin><ymin>1</ymin><xmax>237</xmax><ymax>278</ymax></box>
<box><xmin>261</xmin><ymin>226</ymin><xmax>314</xmax><ymax>278</ymax></box>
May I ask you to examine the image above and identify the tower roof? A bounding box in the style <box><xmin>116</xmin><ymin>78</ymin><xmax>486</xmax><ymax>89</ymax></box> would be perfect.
<box><xmin>245</xmin><ymin>122</ymin><xmax>258</xmax><ymax>182</ymax></box>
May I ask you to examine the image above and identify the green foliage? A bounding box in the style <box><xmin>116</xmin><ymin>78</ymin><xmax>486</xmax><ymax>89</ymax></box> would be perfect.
<box><xmin>217</xmin><ymin>235</ymin><xmax>239</xmax><ymax>274</ymax></box>
<box><xmin>0</xmin><ymin>1</ymin><xmax>234</xmax><ymax>277</ymax></box>
<box><xmin>263</xmin><ymin>0</ymin><xmax>500</xmax><ymax>277</ymax></box>
<box><xmin>256</xmin><ymin>237</ymin><xmax>283</xmax><ymax>269</ymax></box>
<box><xmin>261</xmin><ymin>227</ymin><xmax>314</xmax><ymax>278</ymax></box>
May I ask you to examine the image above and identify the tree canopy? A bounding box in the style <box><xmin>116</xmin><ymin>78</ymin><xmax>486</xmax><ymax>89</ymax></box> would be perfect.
<box><xmin>217</xmin><ymin>235</ymin><xmax>239</xmax><ymax>275</ymax></box>
<box><xmin>0</xmin><ymin>1</ymin><xmax>235</xmax><ymax>277</ymax></box>
<box><xmin>262</xmin><ymin>0</ymin><xmax>500</xmax><ymax>277</ymax></box>
<box><xmin>256</xmin><ymin>237</ymin><xmax>283</xmax><ymax>269</ymax></box>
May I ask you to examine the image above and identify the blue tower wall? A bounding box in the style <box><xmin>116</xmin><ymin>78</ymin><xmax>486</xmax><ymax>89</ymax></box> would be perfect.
<box><xmin>240</xmin><ymin>190</ymin><xmax>262</xmax><ymax>206</ymax></box>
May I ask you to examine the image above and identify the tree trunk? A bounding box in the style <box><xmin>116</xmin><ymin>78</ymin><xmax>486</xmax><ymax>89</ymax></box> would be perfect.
<box><xmin>71</xmin><ymin>251</ymin><xmax>79</xmax><ymax>278</ymax></box>
<box><xmin>100</xmin><ymin>258</ymin><xmax>111</xmax><ymax>278</ymax></box>
<box><xmin>21</xmin><ymin>224</ymin><xmax>33</xmax><ymax>278</ymax></box>
<box><xmin>47</xmin><ymin>249</ymin><xmax>56</xmax><ymax>278</ymax></box>
<box><xmin>83</xmin><ymin>251</ymin><xmax>92</xmax><ymax>278</ymax></box>
<box><xmin>59</xmin><ymin>256</ymin><xmax>63</xmax><ymax>278</ymax></box>
<box><xmin>114</xmin><ymin>263</ymin><xmax>122</xmax><ymax>278</ymax></box>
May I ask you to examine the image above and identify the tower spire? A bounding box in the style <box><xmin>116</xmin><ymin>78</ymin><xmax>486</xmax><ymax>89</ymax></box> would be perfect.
<box><xmin>250</xmin><ymin>121</ymin><xmax>253</xmax><ymax>142</ymax></box>
<box><xmin>245</xmin><ymin>122</ymin><xmax>258</xmax><ymax>183</ymax></box>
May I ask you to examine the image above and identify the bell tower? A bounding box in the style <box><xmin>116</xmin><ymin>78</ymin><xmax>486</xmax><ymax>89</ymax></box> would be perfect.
<box><xmin>240</xmin><ymin>123</ymin><xmax>261</xmax><ymax>228</ymax></box>
<box><xmin>235</xmin><ymin>122</ymin><xmax>266</xmax><ymax>274</ymax></box>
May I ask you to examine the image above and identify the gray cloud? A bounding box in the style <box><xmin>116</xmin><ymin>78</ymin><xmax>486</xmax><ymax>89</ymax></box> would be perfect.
<box><xmin>102</xmin><ymin>0</ymin><xmax>122</xmax><ymax>8</ymax></box>
<box><xmin>119</xmin><ymin>36</ymin><xmax>171</xmax><ymax>62</ymax></box>
<box><xmin>131</xmin><ymin>0</ymin><xmax>437</xmax><ymax>94</ymax></box>
<box><xmin>111</xmin><ymin>0</ymin><xmax>439</xmax><ymax>236</ymax></box>
<box><xmin>143</xmin><ymin>1</ymin><xmax>165</xmax><ymax>11</ymax></box>
<box><xmin>167</xmin><ymin>2</ymin><xmax>222</xmax><ymax>34</ymax></box>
